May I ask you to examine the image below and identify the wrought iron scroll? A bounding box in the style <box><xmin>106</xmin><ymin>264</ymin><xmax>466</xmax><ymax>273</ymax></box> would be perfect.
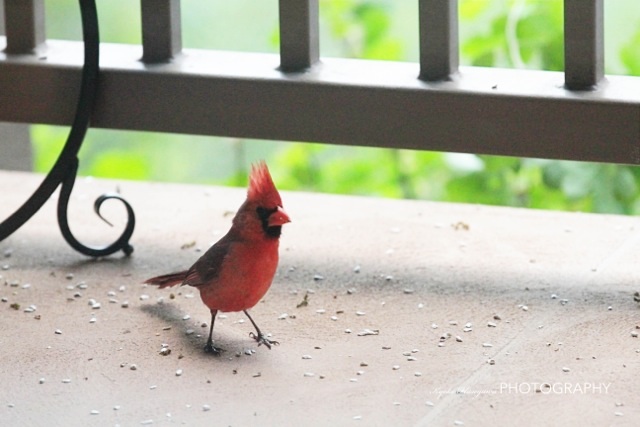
<box><xmin>0</xmin><ymin>0</ymin><xmax>135</xmax><ymax>257</ymax></box>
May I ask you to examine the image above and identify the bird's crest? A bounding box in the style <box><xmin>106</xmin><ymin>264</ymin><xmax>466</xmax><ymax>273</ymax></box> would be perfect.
<box><xmin>247</xmin><ymin>162</ymin><xmax>282</xmax><ymax>207</ymax></box>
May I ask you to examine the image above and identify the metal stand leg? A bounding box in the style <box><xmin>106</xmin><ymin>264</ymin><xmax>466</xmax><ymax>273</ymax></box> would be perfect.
<box><xmin>0</xmin><ymin>0</ymin><xmax>136</xmax><ymax>257</ymax></box>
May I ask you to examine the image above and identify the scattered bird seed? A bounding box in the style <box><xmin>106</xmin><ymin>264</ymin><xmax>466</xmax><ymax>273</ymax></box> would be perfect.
<box><xmin>55</xmin><ymin>329</ymin><xmax>62</xmax><ymax>335</ymax></box>
<box><xmin>614</xmin><ymin>412</ymin><xmax>624</xmax><ymax>417</ymax></box>
<box><xmin>330</xmin><ymin>316</ymin><xmax>338</xmax><ymax>321</ymax></box>
<box><xmin>347</xmin><ymin>288</ymin><xmax>357</xmax><ymax>294</ymax></box>
<box><xmin>90</xmin><ymin>410</ymin><xmax>99</xmax><ymax>415</ymax></box>
<box><xmin>118</xmin><ymin>285</ymin><xmax>126</xmax><ymax>292</ymax></box>
<box><xmin>253</xmin><ymin>372</ymin><xmax>261</xmax><ymax>378</ymax></box>
<box><xmin>562</xmin><ymin>367</ymin><xmax>570</xmax><ymax>372</ymax></box>
<box><xmin>185</xmin><ymin>329</ymin><xmax>194</xmax><ymax>335</ymax></box>
<box><xmin>130</xmin><ymin>364</ymin><xmax>138</xmax><ymax>371</ymax></box>
<box><xmin>350</xmin><ymin>378</ymin><xmax>358</xmax><ymax>382</ymax></box>
<box><xmin>449</xmin><ymin>320</ymin><xmax>458</xmax><ymax>326</ymax></box>
<box><xmin>353</xmin><ymin>266</ymin><xmax>361</xmax><ymax>273</ymax></box>
<box><xmin>278</xmin><ymin>313</ymin><xmax>288</xmax><ymax>320</ymax></box>
<box><xmin>356</xmin><ymin>311</ymin><xmax>366</xmax><ymax>316</ymax></box>
<box><xmin>22</xmin><ymin>283</ymin><xmax>31</xmax><ymax>289</ymax></box>
<box><xmin>482</xmin><ymin>343</ymin><xmax>493</xmax><ymax>348</ymax></box>
<box><xmin>414</xmin><ymin>372</ymin><xmax>422</xmax><ymax>377</ymax></box>
<box><xmin>77</xmin><ymin>282</ymin><xmax>88</xmax><ymax>290</ymax></box>
<box><xmin>426</xmin><ymin>401</ymin><xmax>434</xmax><ymax>407</ymax></box>
<box><xmin>393</xmin><ymin>402</ymin><xmax>401</xmax><ymax>406</ymax></box>
<box><xmin>631</xmin><ymin>332</ymin><xmax>638</xmax><ymax>338</ymax></box>
<box><xmin>407</xmin><ymin>356</ymin><xmax>417</xmax><ymax>361</ymax></box>
<box><xmin>175</xmin><ymin>369</ymin><xmax>183</xmax><ymax>377</ymax></box>
<box><xmin>357</xmin><ymin>329</ymin><xmax>379</xmax><ymax>336</ymax></box>
<box><xmin>150</xmin><ymin>385</ymin><xmax>157</xmax><ymax>390</ymax></box>
<box><xmin>39</xmin><ymin>378</ymin><xmax>45</xmax><ymax>384</ymax></box>
<box><xmin>89</xmin><ymin>317</ymin><xmax>97</xmax><ymax>324</ymax></box>
<box><xmin>344</xmin><ymin>329</ymin><xmax>352</xmax><ymax>334</ymax></box>
<box><xmin>62</xmin><ymin>379</ymin><xmax>71</xmax><ymax>383</ymax></box>
<box><xmin>353</xmin><ymin>416</ymin><xmax>362</xmax><ymax>420</ymax></box>
<box><xmin>302</xmin><ymin>355</ymin><xmax>312</xmax><ymax>360</ymax></box>
<box><xmin>488</xmin><ymin>359</ymin><xmax>496</xmax><ymax>365</ymax></box>
<box><xmin>455</xmin><ymin>336</ymin><xmax>463</xmax><ymax>343</ymax></box>
<box><xmin>121</xmin><ymin>301</ymin><xmax>129</xmax><ymax>308</ymax></box>
<box><xmin>316</xmin><ymin>309</ymin><xmax>326</xmax><ymax>314</ymax></box>
<box><xmin>141</xmin><ymin>420</ymin><xmax>153</xmax><ymax>425</ymax></box>
<box><xmin>487</xmin><ymin>322</ymin><xmax>497</xmax><ymax>328</ymax></box>
<box><xmin>392</xmin><ymin>365</ymin><xmax>400</xmax><ymax>370</ymax></box>
<box><xmin>454</xmin><ymin>421</ymin><xmax>464</xmax><ymax>426</ymax></box>
<box><xmin>464</xmin><ymin>322</ymin><xmax>472</xmax><ymax>328</ymax></box>
<box><xmin>203</xmin><ymin>404</ymin><xmax>211</xmax><ymax>412</ymax></box>
<box><xmin>493</xmin><ymin>314</ymin><xmax>502</xmax><ymax>320</ymax></box>
<box><xmin>303</xmin><ymin>372</ymin><xmax>315</xmax><ymax>377</ymax></box>
<box><xmin>313</xmin><ymin>275</ymin><xmax>324</xmax><ymax>281</ymax></box>
<box><xmin>182</xmin><ymin>315</ymin><xmax>191</xmax><ymax>320</ymax></box>
<box><xmin>1</xmin><ymin>265</ymin><xmax>9</xmax><ymax>271</ymax></box>
<box><xmin>139</xmin><ymin>295</ymin><xmax>149</xmax><ymax>301</ymax></box>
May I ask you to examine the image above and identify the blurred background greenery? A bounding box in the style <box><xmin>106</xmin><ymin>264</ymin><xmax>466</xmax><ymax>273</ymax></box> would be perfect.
<box><xmin>31</xmin><ymin>0</ymin><xmax>640</xmax><ymax>213</ymax></box>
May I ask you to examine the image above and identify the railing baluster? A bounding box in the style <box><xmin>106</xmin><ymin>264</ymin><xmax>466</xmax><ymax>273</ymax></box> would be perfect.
<box><xmin>3</xmin><ymin>0</ymin><xmax>45</xmax><ymax>54</ymax></box>
<box><xmin>140</xmin><ymin>0</ymin><xmax>182</xmax><ymax>63</ymax></box>
<box><xmin>564</xmin><ymin>0</ymin><xmax>604</xmax><ymax>90</ymax></box>
<box><xmin>419</xmin><ymin>0</ymin><xmax>459</xmax><ymax>81</ymax></box>
<box><xmin>278</xmin><ymin>0</ymin><xmax>319</xmax><ymax>72</ymax></box>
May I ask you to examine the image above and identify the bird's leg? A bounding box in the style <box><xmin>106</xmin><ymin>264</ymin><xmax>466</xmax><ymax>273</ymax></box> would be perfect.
<box><xmin>244</xmin><ymin>310</ymin><xmax>279</xmax><ymax>349</ymax></box>
<box><xmin>204</xmin><ymin>309</ymin><xmax>224</xmax><ymax>355</ymax></box>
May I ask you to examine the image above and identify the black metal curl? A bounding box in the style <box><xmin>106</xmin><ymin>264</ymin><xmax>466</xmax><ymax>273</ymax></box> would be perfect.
<box><xmin>57</xmin><ymin>157</ymin><xmax>135</xmax><ymax>257</ymax></box>
<box><xmin>0</xmin><ymin>0</ymin><xmax>136</xmax><ymax>257</ymax></box>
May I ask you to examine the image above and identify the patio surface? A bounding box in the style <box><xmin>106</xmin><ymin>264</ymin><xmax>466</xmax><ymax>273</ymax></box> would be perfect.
<box><xmin>1</xmin><ymin>170</ymin><xmax>639</xmax><ymax>426</ymax></box>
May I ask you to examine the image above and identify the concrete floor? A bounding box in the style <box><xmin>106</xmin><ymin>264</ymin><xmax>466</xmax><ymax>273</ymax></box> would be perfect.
<box><xmin>1</xmin><ymin>170</ymin><xmax>639</xmax><ymax>426</ymax></box>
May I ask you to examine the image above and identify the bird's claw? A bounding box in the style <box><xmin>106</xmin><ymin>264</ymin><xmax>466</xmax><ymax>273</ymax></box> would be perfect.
<box><xmin>204</xmin><ymin>341</ymin><xmax>224</xmax><ymax>356</ymax></box>
<box><xmin>249</xmin><ymin>332</ymin><xmax>279</xmax><ymax>349</ymax></box>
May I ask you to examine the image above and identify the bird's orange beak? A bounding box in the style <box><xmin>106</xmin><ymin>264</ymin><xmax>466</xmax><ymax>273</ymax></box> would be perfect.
<box><xmin>268</xmin><ymin>206</ymin><xmax>291</xmax><ymax>227</ymax></box>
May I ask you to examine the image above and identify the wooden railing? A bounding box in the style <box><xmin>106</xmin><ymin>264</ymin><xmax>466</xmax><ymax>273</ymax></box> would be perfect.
<box><xmin>1</xmin><ymin>0</ymin><xmax>639</xmax><ymax>164</ymax></box>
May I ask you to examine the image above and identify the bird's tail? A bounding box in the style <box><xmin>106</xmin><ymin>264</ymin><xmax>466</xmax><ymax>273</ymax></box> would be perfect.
<box><xmin>144</xmin><ymin>271</ymin><xmax>188</xmax><ymax>289</ymax></box>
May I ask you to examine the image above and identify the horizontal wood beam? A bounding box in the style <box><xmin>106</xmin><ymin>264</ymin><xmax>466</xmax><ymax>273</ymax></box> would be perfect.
<box><xmin>0</xmin><ymin>39</ymin><xmax>639</xmax><ymax>165</ymax></box>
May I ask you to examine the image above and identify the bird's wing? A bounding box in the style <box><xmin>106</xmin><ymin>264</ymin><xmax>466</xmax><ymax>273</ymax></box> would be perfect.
<box><xmin>182</xmin><ymin>235</ymin><xmax>234</xmax><ymax>288</ymax></box>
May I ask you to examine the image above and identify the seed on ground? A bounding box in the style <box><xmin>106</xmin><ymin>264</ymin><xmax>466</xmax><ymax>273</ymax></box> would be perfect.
<box><xmin>562</xmin><ymin>367</ymin><xmax>570</xmax><ymax>372</ymax></box>
<box><xmin>62</xmin><ymin>379</ymin><xmax>71</xmax><ymax>383</ymax></box>
<box><xmin>130</xmin><ymin>364</ymin><xmax>138</xmax><ymax>371</ymax></box>
<box><xmin>203</xmin><ymin>404</ymin><xmax>211</xmax><ymax>412</ymax></box>
<box><xmin>176</xmin><ymin>369</ymin><xmax>183</xmax><ymax>376</ymax></box>
<box><xmin>302</xmin><ymin>355</ymin><xmax>312</xmax><ymax>360</ymax></box>
<box><xmin>303</xmin><ymin>372</ymin><xmax>315</xmax><ymax>377</ymax></box>
<box><xmin>487</xmin><ymin>322</ymin><xmax>497</xmax><ymax>327</ymax></box>
<box><xmin>356</xmin><ymin>311</ymin><xmax>366</xmax><ymax>316</ymax></box>
<box><xmin>482</xmin><ymin>343</ymin><xmax>493</xmax><ymax>348</ymax></box>
<box><xmin>55</xmin><ymin>329</ymin><xmax>62</xmax><ymax>335</ymax></box>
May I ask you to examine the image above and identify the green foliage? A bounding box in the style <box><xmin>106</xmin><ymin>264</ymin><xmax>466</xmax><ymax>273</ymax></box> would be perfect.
<box><xmin>620</xmin><ymin>25</ymin><xmax>640</xmax><ymax>75</ymax></box>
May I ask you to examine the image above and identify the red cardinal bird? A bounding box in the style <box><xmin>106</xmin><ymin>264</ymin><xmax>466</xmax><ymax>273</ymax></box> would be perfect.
<box><xmin>144</xmin><ymin>162</ymin><xmax>290</xmax><ymax>355</ymax></box>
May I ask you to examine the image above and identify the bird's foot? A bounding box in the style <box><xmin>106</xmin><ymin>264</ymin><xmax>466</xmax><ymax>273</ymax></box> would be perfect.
<box><xmin>249</xmin><ymin>332</ymin><xmax>279</xmax><ymax>349</ymax></box>
<box><xmin>204</xmin><ymin>341</ymin><xmax>224</xmax><ymax>356</ymax></box>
